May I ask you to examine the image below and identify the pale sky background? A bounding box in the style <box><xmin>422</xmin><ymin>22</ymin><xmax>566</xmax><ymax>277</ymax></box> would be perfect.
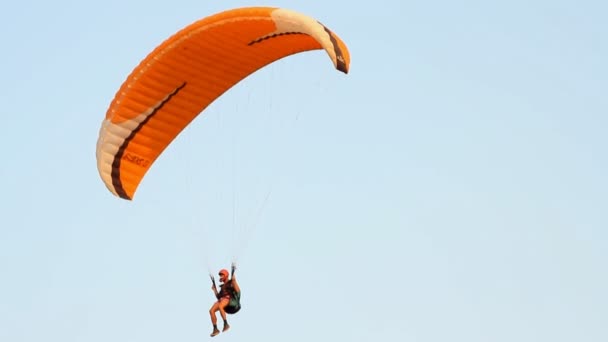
<box><xmin>1</xmin><ymin>1</ymin><xmax>607</xmax><ymax>341</ymax></box>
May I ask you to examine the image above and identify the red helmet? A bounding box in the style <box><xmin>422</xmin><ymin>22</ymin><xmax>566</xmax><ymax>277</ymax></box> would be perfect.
<box><xmin>219</xmin><ymin>269</ymin><xmax>229</xmax><ymax>277</ymax></box>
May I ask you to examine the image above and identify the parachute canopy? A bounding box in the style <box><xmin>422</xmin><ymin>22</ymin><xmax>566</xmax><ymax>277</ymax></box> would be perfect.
<box><xmin>96</xmin><ymin>7</ymin><xmax>350</xmax><ymax>200</ymax></box>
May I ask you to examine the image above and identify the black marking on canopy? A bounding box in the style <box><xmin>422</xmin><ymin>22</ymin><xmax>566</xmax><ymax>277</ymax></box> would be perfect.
<box><xmin>248</xmin><ymin>31</ymin><xmax>306</xmax><ymax>46</ymax></box>
<box><xmin>320</xmin><ymin>23</ymin><xmax>348</xmax><ymax>74</ymax></box>
<box><xmin>111</xmin><ymin>82</ymin><xmax>187</xmax><ymax>200</ymax></box>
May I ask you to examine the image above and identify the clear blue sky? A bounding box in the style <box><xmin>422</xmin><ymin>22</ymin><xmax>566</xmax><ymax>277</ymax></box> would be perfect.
<box><xmin>1</xmin><ymin>1</ymin><xmax>607</xmax><ymax>341</ymax></box>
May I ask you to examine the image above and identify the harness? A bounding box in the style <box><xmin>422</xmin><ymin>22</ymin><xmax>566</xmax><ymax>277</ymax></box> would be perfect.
<box><xmin>211</xmin><ymin>277</ymin><xmax>241</xmax><ymax>314</ymax></box>
<box><xmin>224</xmin><ymin>289</ymin><xmax>241</xmax><ymax>314</ymax></box>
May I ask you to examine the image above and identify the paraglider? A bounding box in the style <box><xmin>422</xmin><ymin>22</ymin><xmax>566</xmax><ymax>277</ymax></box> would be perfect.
<box><xmin>209</xmin><ymin>264</ymin><xmax>241</xmax><ymax>337</ymax></box>
<box><xmin>95</xmin><ymin>6</ymin><xmax>350</xmax><ymax>335</ymax></box>
<box><xmin>96</xmin><ymin>6</ymin><xmax>350</xmax><ymax>200</ymax></box>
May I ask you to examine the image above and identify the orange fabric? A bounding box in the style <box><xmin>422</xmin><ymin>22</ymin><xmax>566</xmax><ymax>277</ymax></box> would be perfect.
<box><xmin>99</xmin><ymin>7</ymin><xmax>350</xmax><ymax>199</ymax></box>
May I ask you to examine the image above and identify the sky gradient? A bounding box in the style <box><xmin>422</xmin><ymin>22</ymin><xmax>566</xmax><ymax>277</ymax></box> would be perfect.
<box><xmin>1</xmin><ymin>1</ymin><xmax>607</xmax><ymax>341</ymax></box>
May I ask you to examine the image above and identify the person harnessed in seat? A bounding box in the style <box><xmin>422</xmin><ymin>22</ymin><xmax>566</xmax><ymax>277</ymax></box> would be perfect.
<box><xmin>209</xmin><ymin>264</ymin><xmax>241</xmax><ymax>337</ymax></box>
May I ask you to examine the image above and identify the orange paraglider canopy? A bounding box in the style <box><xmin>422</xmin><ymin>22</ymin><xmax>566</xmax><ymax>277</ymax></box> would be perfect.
<box><xmin>96</xmin><ymin>7</ymin><xmax>350</xmax><ymax>200</ymax></box>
